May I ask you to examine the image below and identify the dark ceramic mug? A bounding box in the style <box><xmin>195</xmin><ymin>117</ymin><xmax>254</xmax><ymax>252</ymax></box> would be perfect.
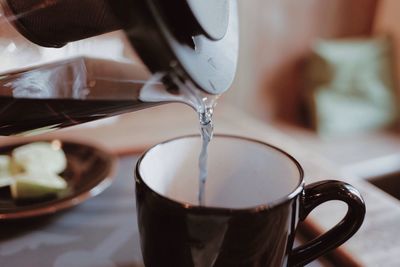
<box><xmin>135</xmin><ymin>135</ymin><xmax>365</xmax><ymax>267</ymax></box>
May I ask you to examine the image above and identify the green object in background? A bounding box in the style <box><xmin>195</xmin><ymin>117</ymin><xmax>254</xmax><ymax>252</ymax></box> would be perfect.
<box><xmin>305</xmin><ymin>37</ymin><xmax>398</xmax><ymax>136</ymax></box>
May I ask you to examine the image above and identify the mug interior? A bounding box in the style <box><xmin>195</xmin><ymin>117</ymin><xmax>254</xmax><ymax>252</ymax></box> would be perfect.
<box><xmin>138</xmin><ymin>135</ymin><xmax>302</xmax><ymax>209</ymax></box>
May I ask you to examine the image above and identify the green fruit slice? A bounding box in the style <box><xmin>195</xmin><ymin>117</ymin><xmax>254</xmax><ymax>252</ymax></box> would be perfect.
<box><xmin>0</xmin><ymin>155</ymin><xmax>10</xmax><ymax>171</ymax></box>
<box><xmin>12</xmin><ymin>142</ymin><xmax>67</xmax><ymax>174</ymax></box>
<box><xmin>0</xmin><ymin>176</ymin><xmax>12</xmax><ymax>187</ymax></box>
<box><xmin>0</xmin><ymin>155</ymin><xmax>13</xmax><ymax>187</ymax></box>
<box><xmin>11</xmin><ymin>173</ymin><xmax>67</xmax><ymax>199</ymax></box>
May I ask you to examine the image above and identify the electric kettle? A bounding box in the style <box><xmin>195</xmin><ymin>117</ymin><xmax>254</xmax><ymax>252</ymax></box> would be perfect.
<box><xmin>0</xmin><ymin>0</ymin><xmax>238</xmax><ymax>135</ymax></box>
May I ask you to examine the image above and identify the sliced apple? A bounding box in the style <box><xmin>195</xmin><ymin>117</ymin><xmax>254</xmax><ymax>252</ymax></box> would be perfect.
<box><xmin>0</xmin><ymin>176</ymin><xmax>13</xmax><ymax>187</ymax></box>
<box><xmin>10</xmin><ymin>172</ymin><xmax>67</xmax><ymax>199</ymax></box>
<box><xmin>0</xmin><ymin>155</ymin><xmax>13</xmax><ymax>187</ymax></box>
<box><xmin>12</xmin><ymin>142</ymin><xmax>67</xmax><ymax>174</ymax></box>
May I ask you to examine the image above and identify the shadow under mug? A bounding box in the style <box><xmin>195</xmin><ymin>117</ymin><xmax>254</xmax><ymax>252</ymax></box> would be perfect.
<box><xmin>135</xmin><ymin>135</ymin><xmax>365</xmax><ymax>267</ymax></box>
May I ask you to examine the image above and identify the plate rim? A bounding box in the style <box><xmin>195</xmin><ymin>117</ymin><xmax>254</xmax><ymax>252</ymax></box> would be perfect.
<box><xmin>0</xmin><ymin>138</ymin><xmax>118</xmax><ymax>220</ymax></box>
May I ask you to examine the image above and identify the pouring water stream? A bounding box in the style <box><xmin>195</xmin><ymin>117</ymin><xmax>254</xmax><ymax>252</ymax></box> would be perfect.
<box><xmin>139</xmin><ymin>73</ymin><xmax>218</xmax><ymax>206</ymax></box>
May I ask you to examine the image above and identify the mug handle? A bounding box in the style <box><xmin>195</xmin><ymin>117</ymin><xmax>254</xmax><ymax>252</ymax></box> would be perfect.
<box><xmin>288</xmin><ymin>180</ymin><xmax>366</xmax><ymax>267</ymax></box>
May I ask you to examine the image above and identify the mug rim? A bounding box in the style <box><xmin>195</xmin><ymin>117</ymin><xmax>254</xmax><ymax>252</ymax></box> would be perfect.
<box><xmin>135</xmin><ymin>134</ymin><xmax>305</xmax><ymax>214</ymax></box>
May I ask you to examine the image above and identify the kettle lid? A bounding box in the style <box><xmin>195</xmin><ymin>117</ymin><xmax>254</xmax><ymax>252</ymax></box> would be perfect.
<box><xmin>127</xmin><ymin>0</ymin><xmax>239</xmax><ymax>95</ymax></box>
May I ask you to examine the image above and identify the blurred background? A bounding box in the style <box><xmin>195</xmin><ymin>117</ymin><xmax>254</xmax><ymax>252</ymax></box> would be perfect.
<box><xmin>232</xmin><ymin>0</ymin><xmax>392</xmax><ymax>129</ymax></box>
<box><xmin>226</xmin><ymin>0</ymin><xmax>400</xmax><ymax>170</ymax></box>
